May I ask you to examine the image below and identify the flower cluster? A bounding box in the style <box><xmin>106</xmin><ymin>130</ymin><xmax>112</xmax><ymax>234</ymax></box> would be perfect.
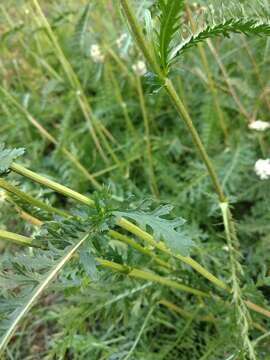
<box><xmin>0</xmin><ymin>189</ymin><xmax>6</xmax><ymax>203</ymax></box>
<box><xmin>132</xmin><ymin>60</ymin><xmax>147</xmax><ymax>77</ymax></box>
<box><xmin>116</xmin><ymin>33</ymin><xmax>128</xmax><ymax>49</ymax></box>
<box><xmin>90</xmin><ymin>44</ymin><xmax>105</xmax><ymax>64</ymax></box>
<box><xmin>249</xmin><ymin>120</ymin><xmax>270</xmax><ymax>131</ymax></box>
<box><xmin>254</xmin><ymin>159</ymin><xmax>270</xmax><ymax>180</ymax></box>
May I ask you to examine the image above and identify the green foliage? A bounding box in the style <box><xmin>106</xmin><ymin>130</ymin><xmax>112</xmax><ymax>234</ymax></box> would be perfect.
<box><xmin>173</xmin><ymin>18</ymin><xmax>270</xmax><ymax>58</ymax></box>
<box><xmin>0</xmin><ymin>0</ymin><xmax>270</xmax><ymax>358</ymax></box>
<box><xmin>115</xmin><ymin>205</ymin><xmax>193</xmax><ymax>256</ymax></box>
<box><xmin>0</xmin><ymin>232</ymin><xmax>91</xmax><ymax>355</ymax></box>
<box><xmin>156</xmin><ymin>0</ymin><xmax>184</xmax><ymax>74</ymax></box>
<box><xmin>0</xmin><ymin>144</ymin><xmax>24</xmax><ymax>174</ymax></box>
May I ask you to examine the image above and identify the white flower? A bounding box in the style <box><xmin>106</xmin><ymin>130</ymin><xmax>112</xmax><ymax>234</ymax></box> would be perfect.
<box><xmin>116</xmin><ymin>33</ymin><xmax>127</xmax><ymax>49</ymax></box>
<box><xmin>90</xmin><ymin>44</ymin><xmax>105</xmax><ymax>64</ymax></box>
<box><xmin>254</xmin><ymin>159</ymin><xmax>270</xmax><ymax>180</ymax></box>
<box><xmin>132</xmin><ymin>61</ymin><xmax>147</xmax><ymax>76</ymax></box>
<box><xmin>0</xmin><ymin>190</ymin><xmax>6</xmax><ymax>203</ymax></box>
<box><xmin>249</xmin><ymin>120</ymin><xmax>270</xmax><ymax>132</ymax></box>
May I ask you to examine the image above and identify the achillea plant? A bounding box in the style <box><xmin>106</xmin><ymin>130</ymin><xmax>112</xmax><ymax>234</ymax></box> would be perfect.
<box><xmin>0</xmin><ymin>1</ymin><xmax>270</xmax><ymax>359</ymax></box>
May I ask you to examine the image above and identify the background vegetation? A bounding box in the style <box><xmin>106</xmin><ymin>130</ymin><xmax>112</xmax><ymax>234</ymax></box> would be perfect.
<box><xmin>0</xmin><ymin>0</ymin><xmax>270</xmax><ymax>359</ymax></box>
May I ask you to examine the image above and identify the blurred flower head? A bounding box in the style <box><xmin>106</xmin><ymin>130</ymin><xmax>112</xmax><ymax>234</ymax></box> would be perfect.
<box><xmin>90</xmin><ymin>44</ymin><xmax>105</xmax><ymax>64</ymax></box>
<box><xmin>132</xmin><ymin>60</ymin><xmax>147</xmax><ymax>77</ymax></box>
<box><xmin>254</xmin><ymin>159</ymin><xmax>270</xmax><ymax>180</ymax></box>
<box><xmin>0</xmin><ymin>190</ymin><xmax>6</xmax><ymax>203</ymax></box>
<box><xmin>249</xmin><ymin>120</ymin><xmax>270</xmax><ymax>131</ymax></box>
<box><xmin>116</xmin><ymin>33</ymin><xmax>128</xmax><ymax>49</ymax></box>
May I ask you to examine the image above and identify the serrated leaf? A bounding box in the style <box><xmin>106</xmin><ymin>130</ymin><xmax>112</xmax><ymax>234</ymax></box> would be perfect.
<box><xmin>79</xmin><ymin>243</ymin><xmax>99</xmax><ymax>282</ymax></box>
<box><xmin>0</xmin><ymin>233</ymin><xmax>90</xmax><ymax>355</ymax></box>
<box><xmin>0</xmin><ymin>144</ymin><xmax>25</xmax><ymax>174</ymax></box>
<box><xmin>114</xmin><ymin>205</ymin><xmax>193</xmax><ymax>256</ymax></box>
<box><xmin>172</xmin><ymin>19</ymin><xmax>270</xmax><ymax>61</ymax></box>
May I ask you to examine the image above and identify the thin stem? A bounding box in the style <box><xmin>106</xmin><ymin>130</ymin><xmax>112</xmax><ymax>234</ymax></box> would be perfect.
<box><xmin>9</xmin><ymin>161</ymin><xmax>227</xmax><ymax>290</ymax></box>
<box><xmin>31</xmin><ymin>0</ymin><xmax>110</xmax><ymax>164</ymax></box>
<box><xmin>0</xmin><ymin>85</ymin><xmax>101</xmax><ymax>190</ymax></box>
<box><xmin>119</xmin><ymin>3</ymin><xmax>257</xmax><ymax>356</ymax></box>
<box><xmin>108</xmin><ymin>229</ymin><xmax>172</xmax><ymax>270</ymax></box>
<box><xmin>123</xmin><ymin>306</ymin><xmax>154</xmax><ymax>360</ymax></box>
<box><xmin>207</xmin><ymin>39</ymin><xmax>250</xmax><ymax>121</ymax></box>
<box><xmin>135</xmin><ymin>75</ymin><xmax>159</xmax><ymax>197</ymax></box>
<box><xmin>0</xmin><ymin>229</ymin><xmax>33</xmax><ymax>246</ymax></box>
<box><xmin>0</xmin><ymin>230</ymin><xmax>207</xmax><ymax>298</ymax></box>
<box><xmin>0</xmin><ymin>178</ymin><xmax>69</xmax><ymax>218</ymax></box>
<box><xmin>164</xmin><ymin>78</ymin><xmax>226</xmax><ymax>202</ymax></box>
<box><xmin>185</xmin><ymin>4</ymin><xmax>228</xmax><ymax>142</ymax></box>
<box><xmin>120</xmin><ymin>0</ymin><xmax>163</xmax><ymax>78</ymax></box>
<box><xmin>10</xmin><ymin>163</ymin><xmax>95</xmax><ymax>207</ymax></box>
<box><xmin>117</xmin><ymin>217</ymin><xmax>228</xmax><ymax>291</ymax></box>
<box><xmin>1</xmin><ymin>230</ymin><xmax>269</xmax><ymax>319</ymax></box>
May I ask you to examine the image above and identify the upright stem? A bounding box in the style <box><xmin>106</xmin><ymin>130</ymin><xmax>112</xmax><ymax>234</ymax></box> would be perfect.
<box><xmin>120</xmin><ymin>0</ymin><xmax>163</xmax><ymax>78</ymax></box>
<box><xmin>136</xmin><ymin>75</ymin><xmax>159</xmax><ymax>197</ymax></box>
<box><xmin>164</xmin><ymin>79</ymin><xmax>226</xmax><ymax>202</ymax></box>
<box><xmin>119</xmin><ymin>1</ymin><xmax>256</xmax><ymax>357</ymax></box>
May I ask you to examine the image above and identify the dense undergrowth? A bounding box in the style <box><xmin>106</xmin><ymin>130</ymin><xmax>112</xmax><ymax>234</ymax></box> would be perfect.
<box><xmin>0</xmin><ymin>0</ymin><xmax>270</xmax><ymax>359</ymax></box>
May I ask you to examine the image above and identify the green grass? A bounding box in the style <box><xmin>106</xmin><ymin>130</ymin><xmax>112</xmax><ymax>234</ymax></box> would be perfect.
<box><xmin>0</xmin><ymin>0</ymin><xmax>270</xmax><ymax>359</ymax></box>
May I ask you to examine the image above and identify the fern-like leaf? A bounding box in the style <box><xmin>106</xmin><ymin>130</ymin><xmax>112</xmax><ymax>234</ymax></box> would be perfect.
<box><xmin>172</xmin><ymin>18</ymin><xmax>270</xmax><ymax>59</ymax></box>
<box><xmin>0</xmin><ymin>144</ymin><xmax>24</xmax><ymax>174</ymax></box>
<box><xmin>0</xmin><ymin>232</ymin><xmax>91</xmax><ymax>355</ymax></box>
<box><xmin>157</xmin><ymin>0</ymin><xmax>184</xmax><ymax>74</ymax></box>
<box><xmin>114</xmin><ymin>205</ymin><xmax>193</xmax><ymax>256</ymax></box>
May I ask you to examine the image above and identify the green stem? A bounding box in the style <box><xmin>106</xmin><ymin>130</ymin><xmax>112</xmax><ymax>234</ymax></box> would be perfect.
<box><xmin>94</xmin><ymin>258</ymin><xmax>208</xmax><ymax>297</ymax></box>
<box><xmin>120</xmin><ymin>0</ymin><xmax>163</xmax><ymax>78</ymax></box>
<box><xmin>1</xmin><ymin>230</ymin><xmax>270</xmax><ymax>319</ymax></box>
<box><xmin>108</xmin><ymin>229</ymin><xmax>171</xmax><ymax>270</ymax></box>
<box><xmin>119</xmin><ymin>3</ymin><xmax>256</xmax><ymax>356</ymax></box>
<box><xmin>10</xmin><ymin>163</ymin><xmax>94</xmax><ymax>207</ymax></box>
<box><xmin>117</xmin><ymin>217</ymin><xmax>229</xmax><ymax>291</ymax></box>
<box><xmin>0</xmin><ymin>85</ymin><xmax>101</xmax><ymax>190</ymax></box>
<box><xmin>9</xmin><ymin>161</ymin><xmax>227</xmax><ymax>290</ymax></box>
<box><xmin>0</xmin><ymin>177</ymin><xmax>69</xmax><ymax>218</ymax></box>
<box><xmin>163</xmin><ymin>78</ymin><xmax>226</xmax><ymax>202</ymax></box>
<box><xmin>0</xmin><ymin>230</ymin><xmax>207</xmax><ymax>298</ymax></box>
<box><xmin>0</xmin><ymin>229</ymin><xmax>33</xmax><ymax>246</ymax></box>
<box><xmin>120</xmin><ymin>0</ymin><xmax>226</xmax><ymax>203</ymax></box>
<box><xmin>136</xmin><ymin>75</ymin><xmax>159</xmax><ymax>197</ymax></box>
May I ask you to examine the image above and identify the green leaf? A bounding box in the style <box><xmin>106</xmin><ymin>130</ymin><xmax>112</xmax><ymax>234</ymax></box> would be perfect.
<box><xmin>114</xmin><ymin>205</ymin><xmax>193</xmax><ymax>256</ymax></box>
<box><xmin>0</xmin><ymin>144</ymin><xmax>25</xmax><ymax>174</ymax></box>
<box><xmin>172</xmin><ymin>18</ymin><xmax>270</xmax><ymax>60</ymax></box>
<box><xmin>157</xmin><ymin>0</ymin><xmax>184</xmax><ymax>74</ymax></box>
<box><xmin>74</xmin><ymin>2</ymin><xmax>91</xmax><ymax>51</ymax></box>
<box><xmin>0</xmin><ymin>233</ymin><xmax>90</xmax><ymax>355</ymax></box>
<box><xmin>79</xmin><ymin>242</ymin><xmax>99</xmax><ymax>281</ymax></box>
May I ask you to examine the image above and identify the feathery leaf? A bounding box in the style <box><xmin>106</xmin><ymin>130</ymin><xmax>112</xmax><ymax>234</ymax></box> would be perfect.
<box><xmin>114</xmin><ymin>205</ymin><xmax>193</xmax><ymax>256</ymax></box>
<box><xmin>0</xmin><ymin>232</ymin><xmax>91</xmax><ymax>355</ymax></box>
<box><xmin>157</xmin><ymin>0</ymin><xmax>184</xmax><ymax>74</ymax></box>
<box><xmin>172</xmin><ymin>18</ymin><xmax>270</xmax><ymax>59</ymax></box>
